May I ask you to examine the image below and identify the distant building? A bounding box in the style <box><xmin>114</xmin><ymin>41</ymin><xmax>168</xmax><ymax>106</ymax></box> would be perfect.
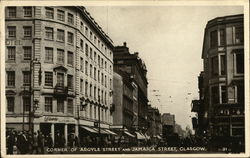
<box><xmin>147</xmin><ymin>106</ymin><xmax>162</xmax><ymax>141</ymax></box>
<box><xmin>113</xmin><ymin>42</ymin><xmax>149</xmax><ymax>134</ymax></box>
<box><xmin>162</xmin><ymin>113</ymin><xmax>175</xmax><ymax>126</ymax></box>
<box><xmin>174</xmin><ymin>123</ymin><xmax>185</xmax><ymax>138</ymax></box>
<box><xmin>199</xmin><ymin>14</ymin><xmax>244</xmax><ymax>150</ymax></box>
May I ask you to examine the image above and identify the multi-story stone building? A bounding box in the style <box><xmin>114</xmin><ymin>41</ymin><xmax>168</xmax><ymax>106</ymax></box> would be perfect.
<box><xmin>113</xmin><ymin>42</ymin><xmax>148</xmax><ymax>135</ymax></box>
<box><xmin>200</xmin><ymin>14</ymin><xmax>244</xmax><ymax>150</ymax></box>
<box><xmin>5</xmin><ymin>6</ymin><xmax>114</xmax><ymax>143</ymax></box>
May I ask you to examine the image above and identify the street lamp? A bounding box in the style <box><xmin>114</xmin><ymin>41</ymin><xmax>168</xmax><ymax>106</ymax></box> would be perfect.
<box><xmin>98</xmin><ymin>95</ymin><xmax>101</xmax><ymax>147</ymax></box>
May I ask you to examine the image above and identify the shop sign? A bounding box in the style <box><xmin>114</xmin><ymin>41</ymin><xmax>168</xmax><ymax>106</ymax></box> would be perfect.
<box><xmin>44</xmin><ymin>116</ymin><xmax>76</xmax><ymax>123</ymax></box>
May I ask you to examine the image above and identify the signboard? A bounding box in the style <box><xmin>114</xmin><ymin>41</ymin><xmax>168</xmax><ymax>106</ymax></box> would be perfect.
<box><xmin>42</xmin><ymin>116</ymin><xmax>76</xmax><ymax>124</ymax></box>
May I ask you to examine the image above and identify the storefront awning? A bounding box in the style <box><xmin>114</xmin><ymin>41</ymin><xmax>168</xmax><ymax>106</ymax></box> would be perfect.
<box><xmin>93</xmin><ymin>128</ymin><xmax>109</xmax><ymax>134</ymax></box>
<box><xmin>135</xmin><ymin>132</ymin><xmax>146</xmax><ymax>140</ymax></box>
<box><xmin>81</xmin><ymin>126</ymin><xmax>98</xmax><ymax>133</ymax></box>
<box><xmin>145</xmin><ymin>133</ymin><xmax>150</xmax><ymax>140</ymax></box>
<box><xmin>104</xmin><ymin>129</ymin><xmax>117</xmax><ymax>135</ymax></box>
<box><xmin>124</xmin><ymin>131</ymin><xmax>135</xmax><ymax>138</ymax></box>
<box><xmin>157</xmin><ymin>135</ymin><xmax>162</xmax><ymax>139</ymax></box>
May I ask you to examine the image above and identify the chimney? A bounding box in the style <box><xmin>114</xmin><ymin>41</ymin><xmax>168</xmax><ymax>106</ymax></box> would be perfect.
<box><xmin>123</xmin><ymin>42</ymin><xmax>127</xmax><ymax>47</ymax></box>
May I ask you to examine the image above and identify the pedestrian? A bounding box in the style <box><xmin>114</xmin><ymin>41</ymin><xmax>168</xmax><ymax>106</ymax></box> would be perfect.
<box><xmin>40</xmin><ymin>134</ymin><xmax>45</xmax><ymax>154</ymax></box>
<box><xmin>32</xmin><ymin>132</ymin><xmax>39</xmax><ymax>154</ymax></box>
<box><xmin>6</xmin><ymin>130</ymin><xmax>15</xmax><ymax>154</ymax></box>
<box><xmin>47</xmin><ymin>133</ymin><xmax>53</xmax><ymax>154</ymax></box>
<box><xmin>27</xmin><ymin>133</ymin><xmax>33</xmax><ymax>154</ymax></box>
<box><xmin>54</xmin><ymin>132</ymin><xmax>60</xmax><ymax>148</ymax></box>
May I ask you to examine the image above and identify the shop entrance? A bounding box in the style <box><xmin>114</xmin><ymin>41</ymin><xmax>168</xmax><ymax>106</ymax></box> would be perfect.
<box><xmin>55</xmin><ymin>123</ymin><xmax>65</xmax><ymax>137</ymax></box>
<box><xmin>40</xmin><ymin>123</ymin><xmax>51</xmax><ymax>136</ymax></box>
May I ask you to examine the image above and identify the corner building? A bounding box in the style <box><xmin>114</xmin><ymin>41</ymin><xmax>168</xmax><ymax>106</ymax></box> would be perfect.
<box><xmin>5</xmin><ymin>6</ymin><xmax>114</xmax><ymax>143</ymax></box>
<box><xmin>201</xmin><ymin>14</ymin><xmax>244</xmax><ymax>150</ymax></box>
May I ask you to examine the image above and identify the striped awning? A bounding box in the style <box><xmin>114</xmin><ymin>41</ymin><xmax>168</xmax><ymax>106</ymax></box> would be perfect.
<box><xmin>104</xmin><ymin>129</ymin><xmax>117</xmax><ymax>135</ymax></box>
<box><xmin>135</xmin><ymin>132</ymin><xmax>146</xmax><ymax>140</ymax></box>
<box><xmin>80</xmin><ymin>126</ymin><xmax>98</xmax><ymax>133</ymax></box>
<box><xmin>124</xmin><ymin>131</ymin><xmax>135</xmax><ymax>138</ymax></box>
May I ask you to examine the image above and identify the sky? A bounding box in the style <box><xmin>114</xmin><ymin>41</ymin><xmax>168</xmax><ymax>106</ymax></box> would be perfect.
<box><xmin>86</xmin><ymin>5</ymin><xmax>243</xmax><ymax>130</ymax></box>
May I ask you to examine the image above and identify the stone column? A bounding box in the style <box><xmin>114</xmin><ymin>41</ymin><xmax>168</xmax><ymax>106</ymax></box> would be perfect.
<box><xmin>65</xmin><ymin>124</ymin><xmax>68</xmax><ymax>147</ymax></box>
<box><xmin>51</xmin><ymin>123</ymin><xmax>55</xmax><ymax>143</ymax></box>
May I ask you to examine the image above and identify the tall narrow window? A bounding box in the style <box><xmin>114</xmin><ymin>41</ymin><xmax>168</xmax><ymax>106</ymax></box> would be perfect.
<box><xmin>85</xmin><ymin>27</ymin><xmax>88</xmax><ymax>36</ymax></box>
<box><xmin>23</xmin><ymin>46</ymin><xmax>32</xmax><ymax>60</ymax></box>
<box><xmin>57</xmin><ymin>99</ymin><xmax>64</xmax><ymax>113</ymax></box>
<box><xmin>7</xmin><ymin>47</ymin><xmax>16</xmax><ymax>61</ymax></box>
<box><xmin>94</xmin><ymin>67</ymin><xmax>96</xmax><ymax>80</ymax></box>
<box><xmin>7</xmin><ymin>97</ymin><xmax>14</xmax><ymax>112</ymax></box>
<box><xmin>57</xmin><ymin>9</ymin><xmax>65</xmax><ymax>21</ymax></box>
<box><xmin>67</xmin><ymin>75</ymin><xmax>73</xmax><ymax>90</ymax></box>
<box><xmin>210</xmin><ymin>30</ymin><xmax>218</xmax><ymax>48</ymax></box>
<box><xmin>220</xmin><ymin>55</ymin><xmax>226</xmax><ymax>75</ymax></box>
<box><xmin>7</xmin><ymin>26</ymin><xmax>16</xmax><ymax>38</ymax></box>
<box><xmin>236</xmin><ymin>53</ymin><xmax>244</xmax><ymax>74</ymax></box>
<box><xmin>23</xmin><ymin>7</ymin><xmax>32</xmax><ymax>17</ymax></box>
<box><xmin>80</xmin><ymin>39</ymin><xmax>83</xmax><ymax>50</ymax></box>
<box><xmin>67</xmin><ymin>99</ymin><xmax>73</xmax><ymax>114</ymax></box>
<box><xmin>85</xmin><ymin>82</ymin><xmax>88</xmax><ymax>96</ymax></box>
<box><xmin>57</xmin><ymin>49</ymin><xmax>64</xmax><ymax>64</ymax></box>
<box><xmin>221</xmin><ymin>86</ymin><xmax>227</xmax><ymax>103</ymax></box>
<box><xmin>67</xmin><ymin>51</ymin><xmax>73</xmax><ymax>66</ymax></box>
<box><xmin>7</xmin><ymin>71</ymin><xmax>15</xmax><ymax>86</ymax></box>
<box><xmin>219</xmin><ymin>29</ymin><xmax>225</xmax><ymax>46</ymax></box>
<box><xmin>45</xmin><ymin>27</ymin><xmax>53</xmax><ymax>40</ymax></box>
<box><xmin>45</xmin><ymin>72</ymin><xmax>53</xmax><ymax>87</ymax></box>
<box><xmin>45</xmin><ymin>97</ymin><xmax>53</xmax><ymax>112</ymax></box>
<box><xmin>23</xmin><ymin>97</ymin><xmax>30</xmax><ymax>112</ymax></box>
<box><xmin>90</xmin><ymin>84</ymin><xmax>92</xmax><ymax>97</ymax></box>
<box><xmin>211</xmin><ymin>56</ymin><xmax>218</xmax><ymax>76</ymax></box>
<box><xmin>235</xmin><ymin>26</ymin><xmax>244</xmax><ymax>44</ymax></box>
<box><xmin>23</xmin><ymin>71</ymin><xmax>31</xmax><ymax>86</ymax></box>
<box><xmin>67</xmin><ymin>13</ymin><xmax>74</xmax><ymax>25</ymax></box>
<box><xmin>94</xmin><ymin>86</ymin><xmax>96</xmax><ymax>100</ymax></box>
<box><xmin>45</xmin><ymin>47</ymin><xmax>53</xmax><ymax>63</ymax></box>
<box><xmin>80</xmin><ymin>57</ymin><xmax>83</xmax><ymax>71</ymax></box>
<box><xmin>80</xmin><ymin>79</ymin><xmax>83</xmax><ymax>93</ymax></box>
<box><xmin>57</xmin><ymin>29</ymin><xmax>65</xmax><ymax>42</ymax></box>
<box><xmin>57</xmin><ymin>73</ymin><xmax>64</xmax><ymax>87</ymax></box>
<box><xmin>23</xmin><ymin>26</ymin><xmax>32</xmax><ymax>37</ymax></box>
<box><xmin>85</xmin><ymin>61</ymin><xmax>88</xmax><ymax>75</ymax></box>
<box><xmin>67</xmin><ymin>32</ymin><xmax>73</xmax><ymax>44</ymax></box>
<box><xmin>8</xmin><ymin>7</ymin><xmax>16</xmax><ymax>18</ymax></box>
<box><xmin>85</xmin><ymin>44</ymin><xmax>88</xmax><ymax>56</ymax></box>
<box><xmin>45</xmin><ymin>7</ymin><xmax>54</xmax><ymax>19</ymax></box>
<box><xmin>90</xmin><ymin>64</ymin><xmax>93</xmax><ymax>78</ymax></box>
<box><xmin>211</xmin><ymin>86</ymin><xmax>219</xmax><ymax>104</ymax></box>
<box><xmin>90</xmin><ymin>48</ymin><xmax>93</xmax><ymax>59</ymax></box>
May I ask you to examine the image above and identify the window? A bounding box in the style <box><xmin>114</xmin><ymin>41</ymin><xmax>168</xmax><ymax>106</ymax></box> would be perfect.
<box><xmin>85</xmin><ymin>61</ymin><xmax>88</xmax><ymax>75</ymax></box>
<box><xmin>57</xmin><ymin>73</ymin><xmax>64</xmax><ymax>87</ymax></box>
<box><xmin>219</xmin><ymin>29</ymin><xmax>225</xmax><ymax>46</ymax></box>
<box><xmin>80</xmin><ymin>22</ymin><xmax>83</xmax><ymax>30</ymax></box>
<box><xmin>7</xmin><ymin>47</ymin><xmax>16</xmax><ymax>61</ymax></box>
<box><xmin>45</xmin><ymin>27</ymin><xmax>53</xmax><ymax>40</ymax></box>
<box><xmin>101</xmin><ymin>73</ymin><xmax>104</xmax><ymax>85</ymax></box>
<box><xmin>57</xmin><ymin>49</ymin><xmax>64</xmax><ymax>64</ymax></box>
<box><xmin>67</xmin><ymin>51</ymin><xmax>74</xmax><ymax>66</ymax></box>
<box><xmin>85</xmin><ymin>27</ymin><xmax>88</xmax><ymax>36</ymax></box>
<box><xmin>104</xmin><ymin>92</ymin><xmax>107</xmax><ymax>104</ymax></box>
<box><xmin>45</xmin><ymin>72</ymin><xmax>53</xmax><ymax>87</ymax></box>
<box><xmin>94</xmin><ymin>52</ymin><xmax>96</xmax><ymax>61</ymax></box>
<box><xmin>7</xmin><ymin>71</ymin><xmax>15</xmax><ymax>86</ymax></box>
<box><xmin>57</xmin><ymin>99</ymin><xmax>64</xmax><ymax>113</ymax></box>
<box><xmin>45</xmin><ymin>97</ymin><xmax>52</xmax><ymax>112</ymax></box>
<box><xmin>85</xmin><ymin>82</ymin><xmax>88</xmax><ymax>96</ymax></box>
<box><xmin>94</xmin><ymin>67</ymin><xmax>96</xmax><ymax>80</ymax></box>
<box><xmin>90</xmin><ymin>64</ymin><xmax>93</xmax><ymax>78</ymax></box>
<box><xmin>98</xmin><ymin>55</ymin><xmax>100</xmax><ymax>65</ymax></box>
<box><xmin>98</xmin><ymin>40</ymin><xmax>100</xmax><ymax>48</ymax></box>
<box><xmin>104</xmin><ymin>61</ymin><xmax>107</xmax><ymax>69</ymax></box>
<box><xmin>67</xmin><ymin>13</ymin><xmax>74</xmax><ymax>25</ymax></box>
<box><xmin>210</xmin><ymin>30</ymin><xmax>217</xmax><ymax>48</ymax></box>
<box><xmin>67</xmin><ymin>99</ymin><xmax>73</xmax><ymax>114</ymax></box>
<box><xmin>23</xmin><ymin>26</ymin><xmax>32</xmax><ymax>37</ymax></box>
<box><xmin>90</xmin><ymin>48</ymin><xmax>93</xmax><ymax>59</ymax></box>
<box><xmin>85</xmin><ymin>44</ymin><xmax>88</xmax><ymax>56</ymax></box>
<box><xmin>94</xmin><ymin>36</ymin><xmax>96</xmax><ymax>44</ymax></box>
<box><xmin>90</xmin><ymin>105</ymin><xmax>92</xmax><ymax>119</ymax></box>
<box><xmin>23</xmin><ymin>71</ymin><xmax>31</xmax><ymax>86</ymax></box>
<box><xmin>45</xmin><ymin>47</ymin><xmax>53</xmax><ymax>63</ymax></box>
<box><xmin>90</xmin><ymin>31</ymin><xmax>93</xmax><ymax>40</ymax></box>
<box><xmin>67</xmin><ymin>75</ymin><xmax>73</xmax><ymax>90</ymax></box>
<box><xmin>7</xmin><ymin>97</ymin><xmax>14</xmax><ymax>112</ymax></box>
<box><xmin>211</xmin><ymin>56</ymin><xmax>218</xmax><ymax>76</ymax></box>
<box><xmin>235</xmin><ymin>26</ymin><xmax>244</xmax><ymax>44</ymax></box>
<box><xmin>90</xmin><ymin>84</ymin><xmax>92</xmax><ymax>97</ymax></box>
<box><xmin>67</xmin><ymin>32</ymin><xmax>73</xmax><ymax>44</ymax></box>
<box><xmin>221</xmin><ymin>86</ymin><xmax>227</xmax><ymax>103</ymax></box>
<box><xmin>211</xmin><ymin>86</ymin><xmax>219</xmax><ymax>104</ymax></box>
<box><xmin>98</xmin><ymin>70</ymin><xmax>100</xmax><ymax>82</ymax></box>
<box><xmin>104</xmin><ymin>75</ymin><xmax>107</xmax><ymax>87</ymax></box>
<box><xmin>94</xmin><ymin>86</ymin><xmax>96</xmax><ymax>99</ymax></box>
<box><xmin>45</xmin><ymin>7</ymin><xmax>54</xmax><ymax>19</ymax></box>
<box><xmin>236</xmin><ymin>53</ymin><xmax>244</xmax><ymax>74</ymax></box>
<box><xmin>80</xmin><ymin>39</ymin><xmax>83</xmax><ymax>50</ymax></box>
<box><xmin>80</xmin><ymin>57</ymin><xmax>83</xmax><ymax>71</ymax></box>
<box><xmin>8</xmin><ymin>7</ymin><xmax>16</xmax><ymax>17</ymax></box>
<box><xmin>237</xmin><ymin>85</ymin><xmax>244</xmax><ymax>103</ymax></box>
<box><xmin>7</xmin><ymin>26</ymin><xmax>16</xmax><ymax>38</ymax></box>
<box><xmin>23</xmin><ymin>97</ymin><xmax>30</xmax><ymax>112</ymax></box>
<box><xmin>101</xmin><ymin>58</ymin><xmax>103</xmax><ymax>68</ymax></box>
<box><xmin>23</xmin><ymin>7</ymin><xmax>32</xmax><ymax>17</ymax></box>
<box><xmin>57</xmin><ymin>29</ymin><xmax>65</xmax><ymax>42</ymax></box>
<box><xmin>94</xmin><ymin>106</ymin><xmax>96</xmax><ymax>119</ymax></box>
<box><xmin>110</xmin><ymin>79</ymin><xmax>112</xmax><ymax>88</ymax></box>
<box><xmin>80</xmin><ymin>79</ymin><xmax>83</xmax><ymax>93</ymax></box>
<box><xmin>23</xmin><ymin>46</ymin><xmax>32</xmax><ymax>60</ymax></box>
<box><xmin>57</xmin><ymin>9</ymin><xmax>65</xmax><ymax>21</ymax></box>
<box><xmin>220</xmin><ymin>55</ymin><xmax>226</xmax><ymax>75</ymax></box>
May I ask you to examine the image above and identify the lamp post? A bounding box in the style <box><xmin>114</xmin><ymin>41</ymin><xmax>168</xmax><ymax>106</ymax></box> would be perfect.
<box><xmin>98</xmin><ymin>95</ymin><xmax>101</xmax><ymax>147</ymax></box>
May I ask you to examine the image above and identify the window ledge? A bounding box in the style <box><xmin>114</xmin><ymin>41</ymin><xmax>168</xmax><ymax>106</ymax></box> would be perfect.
<box><xmin>44</xmin><ymin>38</ymin><xmax>54</xmax><ymax>41</ymax></box>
